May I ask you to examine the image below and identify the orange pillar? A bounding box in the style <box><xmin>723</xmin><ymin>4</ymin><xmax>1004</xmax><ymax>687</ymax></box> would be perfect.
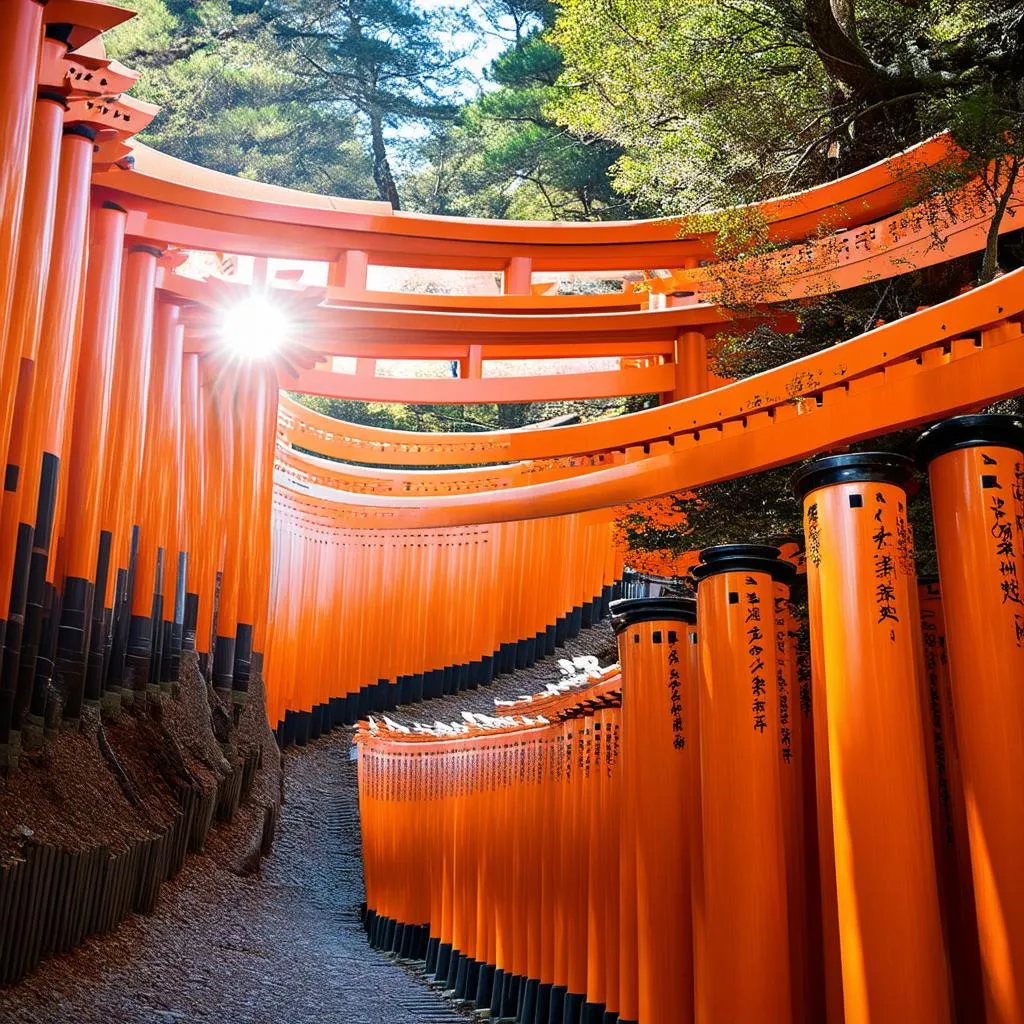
<box><xmin>918</xmin><ymin>414</ymin><xmax>1024</xmax><ymax>1023</ymax></box>
<box><xmin>56</xmin><ymin>200</ymin><xmax>128</xmax><ymax>724</ymax></box>
<box><xmin>0</xmin><ymin>0</ymin><xmax>45</xmax><ymax>412</ymax></box>
<box><xmin>249</xmin><ymin>365</ymin><xmax>279</xmax><ymax>689</ymax></box>
<box><xmin>334</xmin><ymin>249</ymin><xmax>369</xmax><ymax>291</ymax></box>
<box><xmin>180</xmin><ymin>351</ymin><xmax>202</xmax><ymax>661</ymax></box>
<box><xmin>793</xmin><ymin>453</ymin><xmax>951</xmax><ymax>1024</ymax></box>
<box><xmin>0</xmin><ymin>80</ymin><xmax>63</xmax><ymax>763</ymax></box>
<box><xmin>691</xmin><ymin>544</ymin><xmax>792</xmax><ymax>1023</ymax></box>
<box><xmin>611</xmin><ymin>596</ymin><xmax>698</xmax><ymax>1024</ymax></box>
<box><xmin>124</xmin><ymin>301</ymin><xmax>182</xmax><ymax>702</ymax></box>
<box><xmin>8</xmin><ymin>123</ymin><xmax>95</xmax><ymax>749</ymax></box>
<box><xmin>101</xmin><ymin>242</ymin><xmax>160</xmax><ymax>706</ymax></box>
<box><xmin>916</xmin><ymin>576</ymin><xmax>983</xmax><ymax>1022</ymax></box>
<box><xmin>671</xmin><ymin>330</ymin><xmax>708</xmax><ymax>402</ymax></box>
<box><xmin>504</xmin><ymin>256</ymin><xmax>532</xmax><ymax>295</ymax></box>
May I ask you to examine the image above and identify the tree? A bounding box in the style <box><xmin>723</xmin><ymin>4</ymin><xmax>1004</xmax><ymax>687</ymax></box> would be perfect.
<box><xmin>551</xmin><ymin>0</ymin><xmax>1024</xmax><ymax>216</ymax></box>
<box><xmin>273</xmin><ymin>0</ymin><xmax>470</xmax><ymax>207</ymax></box>
<box><xmin>105</xmin><ymin>0</ymin><xmax>377</xmax><ymax>197</ymax></box>
<box><xmin>546</xmin><ymin>0</ymin><xmax>1023</xmax><ymax>571</ymax></box>
<box><xmin>404</xmin><ymin>0</ymin><xmax>633</xmax><ymax>220</ymax></box>
<box><xmin>292</xmin><ymin>393</ymin><xmax>642</xmax><ymax>447</ymax></box>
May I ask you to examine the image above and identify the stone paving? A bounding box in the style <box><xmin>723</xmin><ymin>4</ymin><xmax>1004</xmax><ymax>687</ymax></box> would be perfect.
<box><xmin>0</xmin><ymin>624</ymin><xmax>613</xmax><ymax>1024</ymax></box>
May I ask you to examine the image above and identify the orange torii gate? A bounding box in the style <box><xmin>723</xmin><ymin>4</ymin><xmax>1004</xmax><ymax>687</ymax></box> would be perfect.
<box><xmin>0</xmin><ymin>3</ymin><xmax>1023</xmax><ymax>1019</ymax></box>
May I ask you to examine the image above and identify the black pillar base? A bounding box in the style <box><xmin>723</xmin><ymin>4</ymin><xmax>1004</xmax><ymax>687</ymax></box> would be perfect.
<box><xmin>434</xmin><ymin>942</ymin><xmax>453</xmax><ymax>984</ymax></box>
<box><xmin>344</xmin><ymin>692</ymin><xmax>358</xmax><ymax>725</ymax></box>
<box><xmin>603</xmin><ymin>1012</ymin><xmax>620</xmax><ymax>1024</ymax></box>
<box><xmin>545</xmin><ymin>624</ymin><xmax>557</xmax><ymax>655</ymax></box>
<box><xmin>466</xmin><ymin>958</ymin><xmax>481</xmax><ymax>1000</ymax></box>
<box><xmin>515</xmin><ymin>638</ymin><xmax>529</xmax><ymax>669</ymax></box>
<box><xmin>525</xmin><ymin>635</ymin><xmax>538</xmax><ymax>666</ymax></box>
<box><xmin>475</xmin><ymin>961</ymin><xmax>496</xmax><ymax>1009</ymax></box>
<box><xmin>520</xmin><ymin>977</ymin><xmax>539</xmax><ymax>1023</ymax></box>
<box><xmin>499</xmin><ymin>642</ymin><xmax>514</xmax><ymax>674</ymax></box>
<box><xmin>581</xmin><ymin>600</ymin><xmax>594</xmax><ymax>628</ymax></box>
<box><xmin>581</xmin><ymin>1001</ymin><xmax>605</xmax><ymax>1024</ymax></box>
<box><xmin>535</xmin><ymin>632</ymin><xmax>546</xmax><ymax>661</ymax></box>
<box><xmin>569</xmin><ymin>605</ymin><xmax>583</xmax><ymax>638</ymax></box>
<box><xmin>501</xmin><ymin>973</ymin><xmax>522</xmax><ymax>1020</ymax></box>
<box><xmin>563</xmin><ymin>992</ymin><xmax>585</xmax><ymax>1024</ymax></box>
<box><xmin>445</xmin><ymin>948</ymin><xmax>461</xmax><ymax>991</ymax></box>
<box><xmin>490</xmin><ymin>968</ymin><xmax>506</xmax><ymax>1017</ymax></box>
<box><xmin>329</xmin><ymin>696</ymin><xmax>345</xmax><ymax>728</ymax></box>
<box><xmin>554</xmin><ymin>615</ymin><xmax>568</xmax><ymax>645</ymax></box>
<box><xmin>282</xmin><ymin>710</ymin><xmax>297</xmax><ymax>747</ymax></box>
<box><xmin>454</xmin><ymin>954</ymin><xmax>470</xmax><ymax>999</ymax></box>
<box><xmin>536</xmin><ymin>983</ymin><xmax>553</xmax><ymax>1024</ymax></box>
<box><xmin>547</xmin><ymin>985</ymin><xmax>567</xmax><ymax>1024</ymax></box>
<box><xmin>425</xmin><ymin>935</ymin><xmax>440</xmax><ymax>975</ymax></box>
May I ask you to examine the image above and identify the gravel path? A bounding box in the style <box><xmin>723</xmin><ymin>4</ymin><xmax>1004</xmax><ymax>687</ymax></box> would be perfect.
<box><xmin>0</xmin><ymin>624</ymin><xmax>613</xmax><ymax>1024</ymax></box>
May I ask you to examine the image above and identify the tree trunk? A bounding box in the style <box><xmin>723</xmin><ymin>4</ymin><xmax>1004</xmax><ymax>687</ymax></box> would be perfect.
<box><xmin>368</xmin><ymin>111</ymin><xmax>401</xmax><ymax>210</ymax></box>
<box><xmin>979</xmin><ymin>157</ymin><xmax>1020</xmax><ymax>284</ymax></box>
<box><xmin>802</xmin><ymin>0</ymin><xmax>896</xmax><ymax>101</ymax></box>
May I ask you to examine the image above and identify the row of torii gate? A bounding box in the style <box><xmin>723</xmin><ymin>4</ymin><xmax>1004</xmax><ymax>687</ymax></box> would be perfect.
<box><xmin>3</xmin><ymin>2</ymin><xmax>1024</xmax><ymax>1022</ymax></box>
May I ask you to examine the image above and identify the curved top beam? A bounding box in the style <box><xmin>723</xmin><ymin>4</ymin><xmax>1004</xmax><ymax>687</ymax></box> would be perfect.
<box><xmin>272</xmin><ymin>268</ymin><xmax>1024</xmax><ymax>526</ymax></box>
<box><xmin>92</xmin><ymin>134</ymin><xmax>960</xmax><ymax>269</ymax></box>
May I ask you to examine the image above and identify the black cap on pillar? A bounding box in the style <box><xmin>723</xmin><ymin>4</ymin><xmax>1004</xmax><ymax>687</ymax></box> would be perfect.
<box><xmin>791</xmin><ymin>451</ymin><xmax>917</xmax><ymax>501</ymax></box>
<box><xmin>916</xmin><ymin>413</ymin><xmax>1024</xmax><ymax>467</ymax></box>
<box><xmin>690</xmin><ymin>543</ymin><xmax>795</xmax><ymax>585</ymax></box>
<box><xmin>609</xmin><ymin>595</ymin><xmax>696</xmax><ymax>632</ymax></box>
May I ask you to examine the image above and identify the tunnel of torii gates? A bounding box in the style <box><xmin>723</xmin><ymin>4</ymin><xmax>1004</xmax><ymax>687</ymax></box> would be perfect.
<box><xmin>4</xmin><ymin>0</ymin><xmax>1024</xmax><ymax>1022</ymax></box>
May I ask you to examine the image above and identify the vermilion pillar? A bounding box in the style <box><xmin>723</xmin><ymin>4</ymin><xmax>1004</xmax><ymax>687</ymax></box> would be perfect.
<box><xmin>792</xmin><ymin>453</ymin><xmax>950</xmax><ymax>1024</ymax></box>
<box><xmin>193</xmin><ymin>365</ymin><xmax>226</xmax><ymax>676</ymax></box>
<box><xmin>100</xmin><ymin>242</ymin><xmax>159</xmax><ymax>706</ymax></box>
<box><xmin>124</xmin><ymin>301</ymin><xmax>182</xmax><ymax>702</ymax></box>
<box><xmin>0</xmin><ymin>48</ymin><xmax>66</xmax><ymax>517</ymax></box>
<box><xmin>611</xmin><ymin>596</ymin><xmax>699</xmax><ymax>1024</ymax></box>
<box><xmin>211</xmin><ymin>369</ymin><xmax>242</xmax><ymax>701</ymax></box>
<box><xmin>329</xmin><ymin>249</ymin><xmax>369</xmax><ymax>291</ymax></box>
<box><xmin>180</xmin><ymin>352</ymin><xmax>203</xmax><ymax>657</ymax></box>
<box><xmin>918</xmin><ymin>414</ymin><xmax>1024</xmax><ymax>1023</ymax></box>
<box><xmin>249</xmin><ymin>365</ymin><xmax>279</xmax><ymax>684</ymax></box>
<box><xmin>672</xmin><ymin>330</ymin><xmax>708</xmax><ymax>402</ymax></box>
<box><xmin>10</xmin><ymin>123</ymin><xmax>95</xmax><ymax>748</ymax></box>
<box><xmin>916</xmin><ymin>576</ymin><xmax>983</xmax><ymax>1022</ymax></box>
<box><xmin>691</xmin><ymin>544</ymin><xmax>793</xmax><ymax>1023</ymax></box>
<box><xmin>233</xmin><ymin>365</ymin><xmax>278</xmax><ymax>700</ymax></box>
<box><xmin>57</xmin><ymin>200</ymin><xmax>128</xmax><ymax>724</ymax></box>
<box><xmin>0</xmin><ymin>82</ymin><xmax>64</xmax><ymax>766</ymax></box>
<box><xmin>0</xmin><ymin>0</ymin><xmax>45</xmax><ymax>406</ymax></box>
<box><xmin>504</xmin><ymin>256</ymin><xmax>532</xmax><ymax>296</ymax></box>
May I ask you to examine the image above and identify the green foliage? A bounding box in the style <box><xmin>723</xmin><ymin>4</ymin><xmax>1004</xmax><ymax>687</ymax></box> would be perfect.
<box><xmin>404</xmin><ymin>0</ymin><xmax>631</xmax><ymax>220</ymax></box>
<box><xmin>272</xmin><ymin>0</ymin><xmax>471</xmax><ymax>206</ymax></box>
<box><xmin>105</xmin><ymin>0</ymin><xmax>377</xmax><ymax>196</ymax></box>
<box><xmin>550</xmin><ymin>0</ymin><xmax>1024</xmax><ymax>212</ymax></box>
<box><xmin>291</xmin><ymin>393</ymin><xmax>641</xmax><ymax>444</ymax></box>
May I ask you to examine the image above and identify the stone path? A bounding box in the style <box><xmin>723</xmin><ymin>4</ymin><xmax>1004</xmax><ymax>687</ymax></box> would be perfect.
<box><xmin>0</xmin><ymin>625</ymin><xmax>613</xmax><ymax>1024</ymax></box>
